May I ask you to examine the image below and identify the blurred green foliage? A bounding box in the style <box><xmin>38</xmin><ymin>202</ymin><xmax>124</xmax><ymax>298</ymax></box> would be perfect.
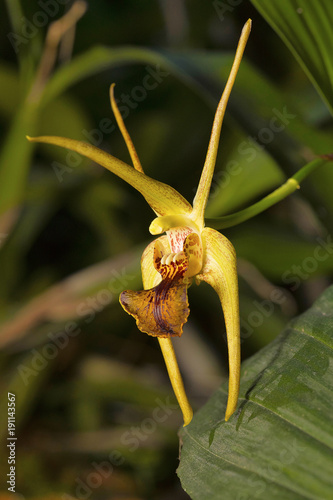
<box><xmin>0</xmin><ymin>1</ymin><xmax>332</xmax><ymax>499</ymax></box>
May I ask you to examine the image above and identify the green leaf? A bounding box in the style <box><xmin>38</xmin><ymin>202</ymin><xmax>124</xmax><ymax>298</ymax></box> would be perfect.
<box><xmin>251</xmin><ymin>0</ymin><xmax>333</xmax><ymax>115</ymax></box>
<box><xmin>0</xmin><ymin>63</ymin><xmax>20</xmax><ymax>118</ymax></box>
<box><xmin>0</xmin><ymin>100</ymin><xmax>38</xmax><ymax>214</ymax></box>
<box><xmin>41</xmin><ymin>46</ymin><xmax>176</xmax><ymax>106</ymax></box>
<box><xmin>178</xmin><ymin>285</ymin><xmax>333</xmax><ymax>499</ymax></box>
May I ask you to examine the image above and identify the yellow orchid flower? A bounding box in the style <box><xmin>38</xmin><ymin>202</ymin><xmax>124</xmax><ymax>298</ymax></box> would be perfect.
<box><xmin>27</xmin><ymin>18</ymin><xmax>326</xmax><ymax>426</ymax></box>
<box><xmin>29</xmin><ymin>18</ymin><xmax>325</xmax><ymax>429</ymax></box>
<box><xmin>26</xmin><ymin>19</ymin><xmax>249</xmax><ymax>426</ymax></box>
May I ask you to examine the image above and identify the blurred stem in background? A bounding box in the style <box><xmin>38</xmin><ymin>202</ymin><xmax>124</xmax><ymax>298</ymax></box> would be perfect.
<box><xmin>0</xmin><ymin>0</ymin><xmax>87</xmax><ymax>217</ymax></box>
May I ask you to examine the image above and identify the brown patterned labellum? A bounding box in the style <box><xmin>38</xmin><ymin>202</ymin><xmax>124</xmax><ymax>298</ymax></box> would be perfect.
<box><xmin>120</xmin><ymin>234</ymin><xmax>199</xmax><ymax>337</ymax></box>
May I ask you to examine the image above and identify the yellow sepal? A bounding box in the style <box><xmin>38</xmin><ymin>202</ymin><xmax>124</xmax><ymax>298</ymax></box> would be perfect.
<box><xmin>192</xmin><ymin>19</ymin><xmax>252</xmax><ymax>228</ymax></box>
<box><xmin>197</xmin><ymin>227</ymin><xmax>240</xmax><ymax>421</ymax></box>
<box><xmin>27</xmin><ymin>135</ymin><xmax>192</xmax><ymax>217</ymax></box>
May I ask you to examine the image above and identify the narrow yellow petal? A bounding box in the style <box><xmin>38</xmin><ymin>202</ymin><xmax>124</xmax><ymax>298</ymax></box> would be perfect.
<box><xmin>110</xmin><ymin>83</ymin><xmax>144</xmax><ymax>173</ymax></box>
<box><xmin>197</xmin><ymin>228</ymin><xmax>240</xmax><ymax>421</ymax></box>
<box><xmin>27</xmin><ymin>135</ymin><xmax>192</xmax><ymax>217</ymax></box>
<box><xmin>158</xmin><ymin>337</ymin><xmax>193</xmax><ymax>426</ymax></box>
<box><xmin>141</xmin><ymin>236</ymin><xmax>193</xmax><ymax>426</ymax></box>
<box><xmin>192</xmin><ymin>19</ymin><xmax>252</xmax><ymax>228</ymax></box>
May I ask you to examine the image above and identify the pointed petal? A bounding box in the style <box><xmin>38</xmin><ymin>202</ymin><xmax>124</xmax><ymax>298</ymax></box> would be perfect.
<box><xmin>158</xmin><ymin>337</ymin><xmax>193</xmax><ymax>426</ymax></box>
<box><xmin>197</xmin><ymin>227</ymin><xmax>240</xmax><ymax>421</ymax></box>
<box><xmin>138</xmin><ymin>236</ymin><xmax>193</xmax><ymax>425</ymax></box>
<box><xmin>110</xmin><ymin>83</ymin><xmax>144</xmax><ymax>173</ymax></box>
<box><xmin>192</xmin><ymin>19</ymin><xmax>252</xmax><ymax>227</ymax></box>
<box><xmin>27</xmin><ymin>135</ymin><xmax>192</xmax><ymax>217</ymax></box>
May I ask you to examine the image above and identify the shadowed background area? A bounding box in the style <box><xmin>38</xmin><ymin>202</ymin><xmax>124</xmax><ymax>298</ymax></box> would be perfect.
<box><xmin>0</xmin><ymin>1</ymin><xmax>333</xmax><ymax>498</ymax></box>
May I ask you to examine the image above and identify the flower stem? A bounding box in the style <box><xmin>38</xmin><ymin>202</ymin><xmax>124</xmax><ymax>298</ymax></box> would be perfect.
<box><xmin>206</xmin><ymin>158</ymin><xmax>327</xmax><ymax>230</ymax></box>
<box><xmin>28</xmin><ymin>1</ymin><xmax>87</xmax><ymax>102</ymax></box>
<box><xmin>158</xmin><ymin>337</ymin><xmax>193</xmax><ymax>426</ymax></box>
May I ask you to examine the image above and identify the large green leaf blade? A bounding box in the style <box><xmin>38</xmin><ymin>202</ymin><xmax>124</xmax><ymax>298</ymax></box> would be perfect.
<box><xmin>178</xmin><ymin>285</ymin><xmax>333</xmax><ymax>499</ymax></box>
<box><xmin>251</xmin><ymin>0</ymin><xmax>333</xmax><ymax>115</ymax></box>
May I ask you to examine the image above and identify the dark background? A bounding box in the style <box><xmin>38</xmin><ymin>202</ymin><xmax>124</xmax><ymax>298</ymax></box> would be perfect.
<box><xmin>0</xmin><ymin>1</ymin><xmax>332</xmax><ymax>499</ymax></box>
